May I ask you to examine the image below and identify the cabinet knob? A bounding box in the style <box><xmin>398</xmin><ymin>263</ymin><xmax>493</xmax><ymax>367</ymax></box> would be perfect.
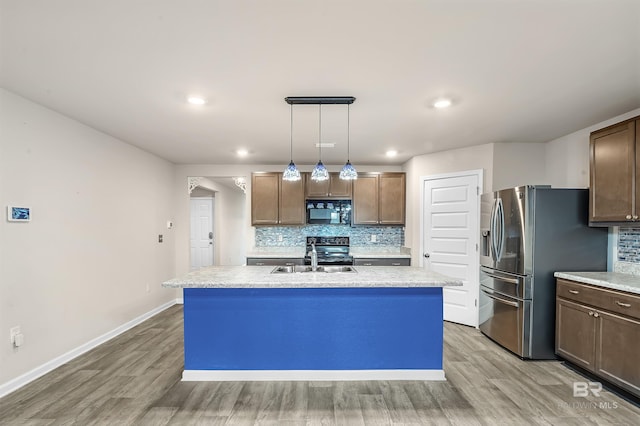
<box><xmin>634</xmin><ymin>215</ymin><xmax>639</xmax><ymax>220</ymax></box>
<box><xmin>588</xmin><ymin>311</ymin><xmax>594</xmax><ymax>316</ymax></box>
<box><xmin>616</xmin><ymin>301</ymin><xmax>631</xmax><ymax>308</ymax></box>
<box><xmin>593</xmin><ymin>312</ymin><xmax>599</xmax><ymax>318</ymax></box>
<box><xmin>568</xmin><ymin>289</ymin><xmax>579</xmax><ymax>294</ymax></box>
<box><xmin>626</xmin><ymin>215</ymin><xmax>632</xmax><ymax>220</ymax></box>
<box><xmin>424</xmin><ymin>253</ymin><xmax>430</xmax><ymax>258</ymax></box>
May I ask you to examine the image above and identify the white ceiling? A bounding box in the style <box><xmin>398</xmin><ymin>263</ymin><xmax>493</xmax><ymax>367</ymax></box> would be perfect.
<box><xmin>2</xmin><ymin>0</ymin><xmax>639</xmax><ymax>166</ymax></box>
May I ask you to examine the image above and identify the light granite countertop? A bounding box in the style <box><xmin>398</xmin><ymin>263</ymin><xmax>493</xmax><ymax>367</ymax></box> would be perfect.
<box><xmin>554</xmin><ymin>271</ymin><xmax>640</xmax><ymax>295</ymax></box>
<box><xmin>246</xmin><ymin>246</ymin><xmax>411</xmax><ymax>259</ymax></box>
<box><xmin>163</xmin><ymin>265</ymin><xmax>461</xmax><ymax>289</ymax></box>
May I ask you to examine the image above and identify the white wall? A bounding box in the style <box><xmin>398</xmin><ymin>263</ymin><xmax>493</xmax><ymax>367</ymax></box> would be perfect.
<box><xmin>0</xmin><ymin>89</ymin><xmax>177</xmax><ymax>388</ymax></box>
<box><xmin>545</xmin><ymin>107</ymin><xmax>640</xmax><ymax>188</ymax></box>
<box><xmin>492</xmin><ymin>142</ymin><xmax>548</xmax><ymax>191</ymax></box>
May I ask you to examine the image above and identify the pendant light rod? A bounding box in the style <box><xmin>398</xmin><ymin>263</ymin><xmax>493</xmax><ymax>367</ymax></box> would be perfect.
<box><xmin>289</xmin><ymin>103</ymin><xmax>294</xmax><ymax>161</ymax></box>
<box><xmin>285</xmin><ymin>96</ymin><xmax>355</xmax><ymax>105</ymax></box>
<box><xmin>347</xmin><ymin>104</ymin><xmax>350</xmax><ymax>161</ymax></box>
<box><xmin>318</xmin><ymin>104</ymin><xmax>322</xmax><ymax>161</ymax></box>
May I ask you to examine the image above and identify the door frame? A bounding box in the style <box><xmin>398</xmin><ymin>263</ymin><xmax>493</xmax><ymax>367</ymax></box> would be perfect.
<box><xmin>419</xmin><ymin>169</ymin><xmax>483</xmax><ymax>326</ymax></box>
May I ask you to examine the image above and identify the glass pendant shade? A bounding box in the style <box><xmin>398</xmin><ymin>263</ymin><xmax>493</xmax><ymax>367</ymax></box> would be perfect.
<box><xmin>311</xmin><ymin>161</ymin><xmax>329</xmax><ymax>181</ymax></box>
<box><xmin>339</xmin><ymin>160</ymin><xmax>358</xmax><ymax>180</ymax></box>
<box><xmin>282</xmin><ymin>104</ymin><xmax>301</xmax><ymax>181</ymax></box>
<box><xmin>283</xmin><ymin>161</ymin><xmax>301</xmax><ymax>181</ymax></box>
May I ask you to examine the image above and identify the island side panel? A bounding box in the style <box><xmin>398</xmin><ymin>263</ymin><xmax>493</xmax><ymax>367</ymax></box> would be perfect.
<box><xmin>183</xmin><ymin>287</ymin><xmax>443</xmax><ymax>371</ymax></box>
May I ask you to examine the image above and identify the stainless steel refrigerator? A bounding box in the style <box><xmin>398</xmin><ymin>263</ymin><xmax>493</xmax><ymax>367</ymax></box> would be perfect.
<box><xmin>479</xmin><ymin>186</ymin><xmax>608</xmax><ymax>359</ymax></box>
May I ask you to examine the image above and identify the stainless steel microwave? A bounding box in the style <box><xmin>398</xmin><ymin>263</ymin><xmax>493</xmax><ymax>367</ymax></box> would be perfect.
<box><xmin>306</xmin><ymin>200</ymin><xmax>351</xmax><ymax>225</ymax></box>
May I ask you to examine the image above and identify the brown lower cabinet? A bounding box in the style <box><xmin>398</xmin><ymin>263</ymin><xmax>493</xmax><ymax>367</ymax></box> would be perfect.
<box><xmin>556</xmin><ymin>279</ymin><xmax>640</xmax><ymax>397</ymax></box>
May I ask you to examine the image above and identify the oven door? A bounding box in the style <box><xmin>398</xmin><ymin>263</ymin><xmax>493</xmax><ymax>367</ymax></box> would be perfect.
<box><xmin>479</xmin><ymin>286</ymin><xmax>530</xmax><ymax>358</ymax></box>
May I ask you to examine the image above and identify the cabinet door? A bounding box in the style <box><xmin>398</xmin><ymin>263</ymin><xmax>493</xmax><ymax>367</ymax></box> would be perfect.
<box><xmin>252</xmin><ymin>173</ymin><xmax>279</xmax><ymax>225</ymax></box>
<box><xmin>328</xmin><ymin>173</ymin><xmax>352</xmax><ymax>197</ymax></box>
<box><xmin>556</xmin><ymin>298</ymin><xmax>597</xmax><ymax>371</ymax></box>
<box><xmin>379</xmin><ymin>173</ymin><xmax>405</xmax><ymax>225</ymax></box>
<box><xmin>305</xmin><ymin>173</ymin><xmax>330</xmax><ymax>198</ymax></box>
<box><xmin>636</xmin><ymin>120</ymin><xmax>640</xmax><ymax>218</ymax></box>
<box><xmin>279</xmin><ymin>177</ymin><xmax>305</xmax><ymax>225</ymax></box>
<box><xmin>590</xmin><ymin>121</ymin><xmax>636</xmax><ymax>223</ymax></box>
<box><xmin>353</xmin><ymin>174</ymin><xmax>379</xmax><ymax>224</ymax></box>
<box><xmin>596</xmin><ymin>310</ymin><xmax>640</xmax><ymax>396</ymax></box>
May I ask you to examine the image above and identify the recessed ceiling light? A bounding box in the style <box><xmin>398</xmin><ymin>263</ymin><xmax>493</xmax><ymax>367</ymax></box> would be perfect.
<box><xmin>187</xmin><ymin>96</ymin><xmax>206</xmax><ymax>105</ymax></box>
<box><xmin>236</xmin><ymin>149</ymin><xmax>248</xmax><ymax>157</ymax></box>
<box><xmin>386</xmin><ymin>150</ymin><xmax>398</xmax><ymax>157</ymax></box>
<box><xmin>433</xmin><ymin>98</ymin><xmax>452</xmax><ymax>109</ymax></box>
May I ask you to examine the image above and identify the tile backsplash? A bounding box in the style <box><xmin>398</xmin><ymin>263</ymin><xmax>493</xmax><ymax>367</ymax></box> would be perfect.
<box><xmin>617</xmin><ymin>227</ymin><xmax>640</xmax><ymax>262</ymax></box>
<box><xmin>615</xmin><ymin>227</ymin><xmax>640</xmax><ymax>276</ymax></box>
<box><xmin>255</xmin><ymin>225</ymin><xmax>404</xmax><ymax>247</ymax></box>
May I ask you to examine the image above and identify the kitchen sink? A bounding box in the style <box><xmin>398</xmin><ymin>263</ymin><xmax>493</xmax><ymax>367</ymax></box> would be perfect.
<box><xmin>271</xmin><ymin>265</ymin><xmax>357</xmax><ymax>274</ymax></box>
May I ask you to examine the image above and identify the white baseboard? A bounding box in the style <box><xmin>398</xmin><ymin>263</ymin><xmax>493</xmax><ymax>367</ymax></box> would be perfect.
<box><xmin>0</xmin><ymin>298</ymin><xmax>180</xmax><ymax>399</ymax></box>
<box><xmin>182</xmin><ymin>369</ymin><xmax>446</xmax><ymax>382</ymax></box>
<box><xmin>175</xmin><ymin>298</ymin><xmax>184</xmax><ymax>304</ymax></box>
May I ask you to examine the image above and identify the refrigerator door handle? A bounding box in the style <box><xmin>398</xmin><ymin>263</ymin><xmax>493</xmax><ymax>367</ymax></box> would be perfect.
<box><xmin>490</xmin><ymin>199</ymin><xmax>498</xmax><ymax>261</ymax></box>
<box><xmin>482</xmin><ymin>270</ymin><xmax>520</xmax><ymax>285</ymax></box>
<box><xmin>496</xmin><ymin>198</ymin><xmax>505</xmax><ymax>261</ymax></box>
<box><xmin>482</xmin><ymin>288</ymin><xmax>520</xmax><ymax>308</ymax></box>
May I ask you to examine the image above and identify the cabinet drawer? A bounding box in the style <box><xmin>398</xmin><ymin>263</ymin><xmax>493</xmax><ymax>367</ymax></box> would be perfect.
<box><xmin>557</xmin><ymin>279</ymin><xmax>640</xmax><ymax>320</ymax></box>
<box><xmin>604</xmin><ymin>290</ymin><xmax>640</xmax><ymax>319</ymax></box>
<box><xmin>556</xmin><ymin>279</ymin><xmax>605</xmax><ymax>306</ymax></box>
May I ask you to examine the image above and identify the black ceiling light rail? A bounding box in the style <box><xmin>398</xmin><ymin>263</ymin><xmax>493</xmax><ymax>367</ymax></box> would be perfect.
<box><xmin>285</xmin><ymin>96</ymin><xmax>356</xmax><ymax>105</ymax></box>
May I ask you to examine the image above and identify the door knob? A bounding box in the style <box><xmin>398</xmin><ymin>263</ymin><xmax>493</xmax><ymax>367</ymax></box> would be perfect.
<box><xmin>424</xmin><ymin>253</ymin><xmax>430</xmax><ymax>258</ymax></box>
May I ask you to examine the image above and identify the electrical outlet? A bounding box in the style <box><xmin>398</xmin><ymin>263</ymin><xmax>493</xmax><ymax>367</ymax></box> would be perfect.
<box><xmin>158</xmin><ymin>234</ymin><xmax>163</xmax><ymax>243</ymax></box>
<box><xmin>278</xmin><ymin>234</ymin><xmax>283</xmax><ymax>242</ymax></box>
<box><xmin>370</xmin><ymin>234</ymin><xmax>377</xmax><ymax>243</ymax></box>
<box><xmin>10</xmin><ymin>326</ymin><xmax>20</xmax><ymax>345</ymax></box>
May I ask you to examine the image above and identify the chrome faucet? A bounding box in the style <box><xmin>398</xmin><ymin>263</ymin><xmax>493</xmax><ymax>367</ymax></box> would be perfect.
<box><xmin>311</xmin><ymin>243</ymin><xmax>318</xmax><ymax>272</ymax></box>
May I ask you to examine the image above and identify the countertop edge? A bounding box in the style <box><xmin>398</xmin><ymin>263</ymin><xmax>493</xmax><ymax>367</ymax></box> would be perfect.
<box><xmin>554</xmin><ymin>272</ymin><xmax>640</xmax><ymax>296</ymax></box>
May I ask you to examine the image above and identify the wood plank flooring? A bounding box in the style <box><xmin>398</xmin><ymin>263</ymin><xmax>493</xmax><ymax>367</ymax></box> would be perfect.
<box><xmin>1</xmin><ymin>304</ymin><xmax>639</xmax><ymax>425</ymax></box>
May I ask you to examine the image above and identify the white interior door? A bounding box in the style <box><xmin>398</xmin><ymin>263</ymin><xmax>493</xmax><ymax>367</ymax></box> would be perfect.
<box><xmin>190</xmin><ymin>197</ymin><xmax>214</xmax><ymax>271</ymax></box>
<box><xmin>423</xmin><ymin>172</ymin><xmax>481</xmax><ymax>327</ymax></box>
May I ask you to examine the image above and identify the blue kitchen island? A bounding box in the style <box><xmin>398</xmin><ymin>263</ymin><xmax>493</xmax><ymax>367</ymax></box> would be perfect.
<box><xmin>162</xmin><ymin>265</ymin><xmax>461</xmax><ymax>381</ymax></box>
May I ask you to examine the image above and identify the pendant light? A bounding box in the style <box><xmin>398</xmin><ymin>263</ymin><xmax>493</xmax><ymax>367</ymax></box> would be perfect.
<box><xmin>282</xmin><ymin>103</ymin><xmax>301</xmax><ymax>181</ymax></box>
<box><xmin>311</xmin><ymin>104</ymin><xmax>329</xmax><ymax>182</ymax></box>
<box><xmin>339</xmin><ymin>103</ymin><xmax>358</xmax><ymax>180</ymax></box>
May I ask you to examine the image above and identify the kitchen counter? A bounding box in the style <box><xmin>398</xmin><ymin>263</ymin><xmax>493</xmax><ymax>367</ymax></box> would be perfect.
<box><xmin>163</xmin><ymin>265</ymin><xmax>460</xmax><ymax>382</ymax></box>
<box><xmin>163</xmin><ymin>265</ymin><xmax>458</xmax><ymax>288</ymax></box>
<box><xmin>554</xmin><ymin>271</ymin><xmax>640</xmax><ymax>295</ymax></box>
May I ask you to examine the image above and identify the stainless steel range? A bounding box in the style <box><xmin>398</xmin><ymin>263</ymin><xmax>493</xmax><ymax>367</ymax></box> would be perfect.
<box><xmin>304</xmin><ymin>236</ymin><xmax>353</xmax><ymax>266</ymax></box>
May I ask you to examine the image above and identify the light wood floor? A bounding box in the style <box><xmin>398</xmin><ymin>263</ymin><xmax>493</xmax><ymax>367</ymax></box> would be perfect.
<box><xmin>1</xmin><ymin>305</ymin><xmax>639</xmax><ymax>425</ymax></box>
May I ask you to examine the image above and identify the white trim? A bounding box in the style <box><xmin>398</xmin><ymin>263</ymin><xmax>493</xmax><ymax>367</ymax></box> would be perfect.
<box><xmin>176</xmin><ymin>297</ymin><xmax>184</xmax><ymax>304</ymax></box>
<box><xmin>0</xmin><ymin>299</ymin><xmax>179</xmax><ymax>399</ymax></box>
<box><xmin>182</xmin><ymin>369</ymin><xmax>446</xmax><ymax>382</ymax></box>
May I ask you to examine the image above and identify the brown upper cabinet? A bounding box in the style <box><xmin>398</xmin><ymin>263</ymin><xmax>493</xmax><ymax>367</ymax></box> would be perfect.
<box><xmin>353</xmin><ymin>172</ymin><xmax>406</xmax><ymax>225</ymax></box>
<box><xmin>304</xmin><ymin>172</ymin><xmax>352</xmax><ymax>198</ymax></box>
<box><xmin>251</xmin><ymin>172</ymin><xmax>305</xmax><ymax>226</ymax></box>
<box><xmin>589</xmin><ymin>117</ymin><xmax>639</xmax><ymax>225</ymax></box>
